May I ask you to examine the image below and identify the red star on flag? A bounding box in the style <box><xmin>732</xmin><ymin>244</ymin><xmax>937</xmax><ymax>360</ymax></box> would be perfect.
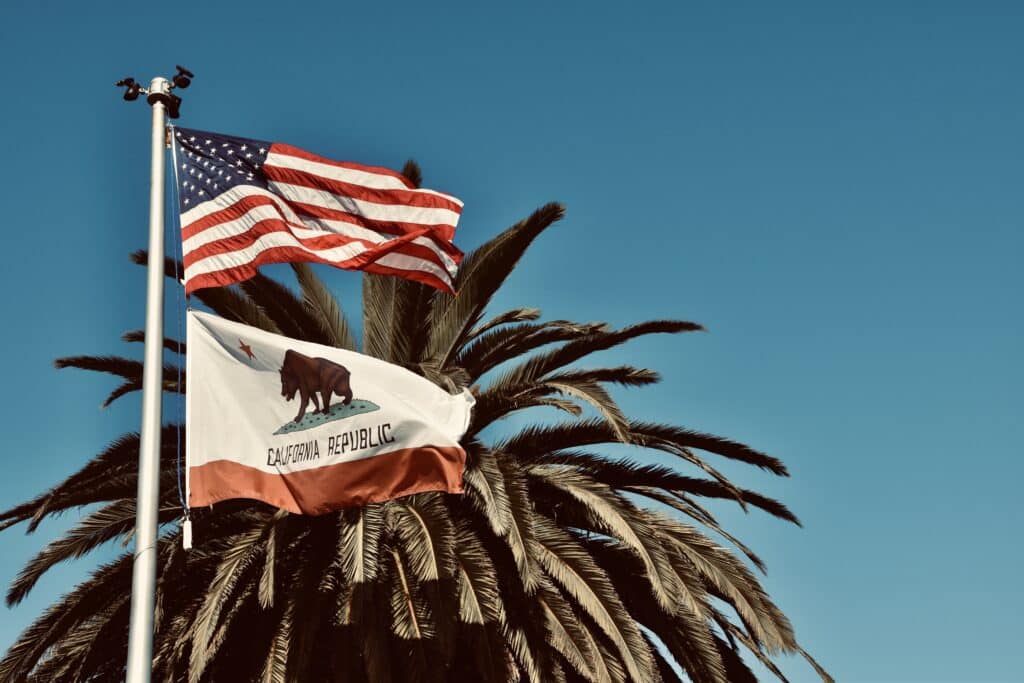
<box><xmin>239</xmin><ymin>340</ymin><xmax>255</xmax><ymax>360</ymax></box>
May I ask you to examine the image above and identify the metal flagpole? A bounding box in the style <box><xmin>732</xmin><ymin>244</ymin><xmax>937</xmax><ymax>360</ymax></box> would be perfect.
<box><xmin>116</xmin><ymin>67</ymin><xmax>193</xmax><ymax>683</ymax></box>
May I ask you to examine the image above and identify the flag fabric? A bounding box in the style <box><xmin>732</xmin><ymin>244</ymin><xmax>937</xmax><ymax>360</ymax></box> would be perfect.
<box><xmin>186</xmin><ymin>311</ymin><xmax>474</xmax><ymax>514</ymax></box>
<box><xmin>171</xmin><ymin>127</ymin><xmax>464</xmax><ymax>294</ymax></box>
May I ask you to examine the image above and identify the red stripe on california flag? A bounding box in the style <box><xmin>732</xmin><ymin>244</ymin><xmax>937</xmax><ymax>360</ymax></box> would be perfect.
<box><xmin>185</xmin><ymin>245</ymin><xmax>454</xmax><ymax>295</ymax></box>
<box><xmin>189</xmin><ymin>446</ymin><xmax>465</xmax><ymax>515</ymax></box>
<box><xmin>264</xmin><ymin>163</ymin><xmax>464</xmax><ymax>213</ymax></box>
<box><xmin>269</xmin><ymin>142</ymin><xmax>416</xmax><ymax>189</ymax></box>
<box><xmin>183</xmin><ymin>218</ymin><xmax>458</xmax><ymax>275</ymax></box>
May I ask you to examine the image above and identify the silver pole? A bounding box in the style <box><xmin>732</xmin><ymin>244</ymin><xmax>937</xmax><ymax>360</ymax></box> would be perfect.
<box><xmin>125</xmin><ymin>76</ymin><xmax>169</xmax><ymax>683</ymax></box>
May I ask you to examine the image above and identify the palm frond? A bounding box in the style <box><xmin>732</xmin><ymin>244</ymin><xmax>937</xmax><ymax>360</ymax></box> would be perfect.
<box><xmin>714</xmin><ymin>635</ymin><xmax>760</xmax><ymax>683</ymax></box>
<box><xmin>462</xmin><ymin>447</ymin><xmax>512</xmax><ymax>537</ymax></box>
<box><xmin>545</xmin><ymin>366</ymin><xmax>661</xmax><ymax>387</ymax></box>
<box><xmin>456</xmin><ymin>319</ymin><xmax>608</xmax><ymax>381</ymax></box>
<box><xmin>54</xmin><ymin>356</ymin><xmax>184</xmax><ymax>407</ymax></box>
<box><xmin>192</xmin><ymin>285</ymin><xmax>281</xmax><ymax>333</ymax></box>
<box><xmin>428</xmin><ymin>202</ymin><xmax>565</xmax><ymax>365</ymax></box>
<box><xmin>189</xmin><ymin>515</ymin><xmax>276</xmax><ymax>682</ymax></box>
<box><xmin>386</xmin><ymin>546</ymin><xmax>430</xmax><ymax>640</ymax></box>
<box><xmin>258</xmin><ymin>511</ymin><xmax>288</xmax><ymax>609</ymax></box>
<box><xmin>538</xmin><ymin>581</ymin><xmax>602</xmax><ymax>683</ymax></box>
<box><xmin>240</xmin><ymin>272</ymin><xmax>326</xmax><ymax>343</ymax></box>
<box><xmin>575</xmin><ymin>610</ymin><xmax>618</xmax><ymax>683</ymax></box>
<box><xmin>361</xmin><ymin>273</ymin><xmax>398</xmax><ymax>360</ymax></box>
<box><xmin>531</xmin><ymin>516</ymin><xmax>656</xmax><ymax>683</ymax></box>
<box><xmin>335</xmin><ymin>503</ymin><xmax>384</xmax><ymax>584</ymax></box>
<box><xmin>526</xmin><ymin>464</ymin><xmax>680</xmax><ymax>612</ymax></box>
<box><xmin>800</xmin><ymin>647</ymin><xmax>836</xmax><ymax>683</ymax></box>
<box><xmin>541</xmin><ymin>378</ymin><xmax>632</xmax><ymax>442</ymax></box>
<box><xmin>501</xmin><ymin>419</ymin><xmax>789</xmax><ymax>478</ymax></box>
<box><xmin>400</xmin><ymin>159</ymin><xmax>422</xmax><ymax>188</ymax></box>
<box><xmin>644</xmin><ymin>633</ymin><xmax>685</xmax><ymax>683</ymax></box>
<box><xmin>31</xmin><ymin>594</ymin><xmax>131</xmax><ymax>682</ymax></box>
<box><xmin>650</xmin><ymin>513</ymin><xmax>796</xmax><ymax>653</ymax></box>
<box><xmin>468</xmin><ymin>307</ymin><xmax>542</xmax><ymax>341</ymax></box>
<box><xmin>453</xmin><ymin>521</ymin><xmax>500</xmax><ymax>625</ymax></box>
<box><xmin>54</xmin><ymin>355</ymin><xmax>143</xmax><ymax>379</ymax></box>
<box><xmin>121</xmin><ymin>330</ymin><xmax>187</xmax><ymax>354</ymax></box>
<box><xmin>130</xmin><ymin>249</ymin><xmax>183</xmax><ymax>282</ymax></box>
<box><xmin>291</xmin><ymin>263</ymin><xmax>357</xmax><ymax>350</ymax></box>
<box><xmin>387</xmin><ymin>494</ymin><xmax>455</xmax><ymax>584</ymax></box>
<box><xmin>499</xmin><ymin>603</ymin><xmax>542</xmax><ymax>683</ymax></box>
<box><xmin>6</xmin><ymin>499</ymin><xmax>176</xmax><ymax>607</ymax></box>
<box><xmin>492</xmin><ymin>320</ymin><xmax>702</xmax><ymax>392</ymax></box>
<box><xmin>363</xmin><ymin>274</ymin><xmax>436</xmax><ymax>364</ymax></box>
<box><xmin>0</xmin><ymin>550</ymin><xmax>135</xmax><ymax>680</ymax></box>
<box><xmin>585</xmin><ymin>538</ymin><xmax>724</xmax><ymax>683</ymax></box>
<box><xmin>627</xmin><ymin>485</ymin><xmax>769</xmax><ymax>572</ymax></box>
<box><xmin>472</xmin><ymin>366</ymin><xmax>658</xmax><ymax>439</ymax></box>
<box><xmin>0</xmin><ymin>426</ymin><xmax>183</xmax><ymax>533</ymax></box>
<box><xmin>260</xmin><ymin>595</ymin><xmax>292</xmax><ymax>683</ymax></box>
<box><xmin>496</xmin><ymin>455</ymin><xmax>542</xmax><ymax>593</ymax></box>
<box><xmin>538</xmin><ymin>452</ymin><xmax>799</xmax><ymax>525</ymax></box>
<box><xmin>101</xmin><ymin>379</ymin><xmax>143</xmax><ymax>408</ymax></box>
<box><xmin>281</xmin><ymin>518</ymin><xmax>334</xmax><ymax>681</ymax></box>
<box><xmin>720</xmin><ymin>620</ymin><xmax>793</xmax><ymax>683</ymax></box>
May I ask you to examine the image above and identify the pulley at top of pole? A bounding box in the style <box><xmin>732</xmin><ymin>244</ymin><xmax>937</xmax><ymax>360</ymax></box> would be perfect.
<box><xmin>116</xmin><ymin>65</ymin><xmax>193</xmax><ymax>118</ymax></box>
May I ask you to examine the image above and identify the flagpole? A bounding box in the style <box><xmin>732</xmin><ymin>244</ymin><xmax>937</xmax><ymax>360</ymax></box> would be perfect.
<box><xmin>122</xmin><ymin>74</ymin><xmax>167</xmax><ymax>683</ymax></box>
<box><xmin>117</xmin><ymin>67</ymin><xmax>192</xmax><ymax>683</ymax></box>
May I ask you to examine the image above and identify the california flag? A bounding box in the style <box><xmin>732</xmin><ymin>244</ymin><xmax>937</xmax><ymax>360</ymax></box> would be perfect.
<box><xmin>186</xmin><ymin>311</ymin><xmax>474</xmax><ymax>514</ymax></box>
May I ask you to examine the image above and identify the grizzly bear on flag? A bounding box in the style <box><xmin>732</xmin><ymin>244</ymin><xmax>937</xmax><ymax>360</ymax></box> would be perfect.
<box><xmin>279</xmin><ymin>349</ymin><xmax>354</xmax><ymax>423</ymax></box>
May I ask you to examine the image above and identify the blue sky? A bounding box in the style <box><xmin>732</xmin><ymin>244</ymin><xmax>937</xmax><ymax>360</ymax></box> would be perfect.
<box><xmin>2</xmin><ymin>1</ymin><xmax>1023</xmax><ymax>681</ymax></box>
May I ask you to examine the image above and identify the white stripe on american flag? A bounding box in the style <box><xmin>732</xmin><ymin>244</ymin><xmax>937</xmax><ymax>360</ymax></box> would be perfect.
<box><xmin>267</xmin><ymin>181</ymin><xmax>462</xmax><ymax>228</ymax></box>
<box><xmin>265</xmin><ymin>151</ymin><xmax>463</xmax><ymax>206</ymax></box>
<box><xmin>184</xmin><ymin>231</ymin><xmax>454</xmax><ymax>288</ymax></box>
<box><xmin>182</xmin><ymin>186</ymin><xmax>458</xmax><ymax>275</ymax></box>
<box><xmin>180</xmin><ymin>185</ymin><xmax>299</xmax><ymax>226</ymax></box>
<box><xmin>372</xmin><ymin>251</ymin><xmax>458</xmax><ymax>279</ymax></box>
<box><xmin>183</xmin><ymin>201</ymin><xmax>285</xmax><ymax>252</ymax></box>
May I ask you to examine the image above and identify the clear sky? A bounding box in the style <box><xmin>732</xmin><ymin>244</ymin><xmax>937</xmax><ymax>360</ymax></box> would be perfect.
<box><xmin>1</xmin><ymin>1</ymin><xmax>1022</xmax><ymax>681</ymax></box>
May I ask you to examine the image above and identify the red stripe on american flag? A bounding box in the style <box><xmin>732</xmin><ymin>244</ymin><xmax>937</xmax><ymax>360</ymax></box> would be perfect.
<box><xmin>186</xmin><ymin>246</ymin><xmax>454</xmax><ymax>294</ymax></box>
<box><xmin>270</xmin><ymin>143</ymin><xmax>417</xmax><ymax>189</ymax></box>
<box><xmin>359</xmin><ymin>261</ymin><xmax>457</xmax><ymax>292</ymax></box>
<box><xmin>280</xmin><ymin>199</ymin><xmax>460</xmax><ymax>251</ymax></box>
<box><xmin>264</xmin><ymin>163</ymin><xmax>463</xmax><ymax>213</ymax></box>
<box><xmin>181</xmin><ymin>191</ymin><xmax>461</xmax><ymax>270</ymax></box>
<box><xmin>183</xmin><ymin>217</ymin><xmax>458</xmax><ymax>275</ymax></box>
<box><xmin>181</xmin><ymin>193</ymin><xmax>287</xmax><ymax>241</ymax></box>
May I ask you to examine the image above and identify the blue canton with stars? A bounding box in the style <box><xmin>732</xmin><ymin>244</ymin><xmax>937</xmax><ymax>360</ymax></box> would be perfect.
<box><xmin>173</xmin><ymin>127</ymin><xmax>272</xmax><ymax>212</ymax></box>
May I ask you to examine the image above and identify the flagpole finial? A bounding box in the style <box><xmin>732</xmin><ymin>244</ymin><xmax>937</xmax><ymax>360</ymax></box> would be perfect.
<box><xmin>115</xmin><ymin>66</ymin><xmax>194</xmax><ymax>119</ymax></box>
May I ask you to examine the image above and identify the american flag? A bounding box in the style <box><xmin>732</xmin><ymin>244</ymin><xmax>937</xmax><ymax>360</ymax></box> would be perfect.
<box><xmin>172</xmin><ymin>127</ymin><xmax>463</xmax><ymax>294</ymax></box>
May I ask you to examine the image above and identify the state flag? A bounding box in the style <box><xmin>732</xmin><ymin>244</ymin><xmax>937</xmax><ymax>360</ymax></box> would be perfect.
<box><xmin>186</xmin><ymin>311</ymin><xmax>474</xmax><ymax>514</ymax></box>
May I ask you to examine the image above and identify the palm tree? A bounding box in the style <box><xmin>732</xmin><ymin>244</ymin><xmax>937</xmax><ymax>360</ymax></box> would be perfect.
<box><xmin>0</xmin><ymin>168</ymin><xmax>831</xmax><ymax>682</ymax></box>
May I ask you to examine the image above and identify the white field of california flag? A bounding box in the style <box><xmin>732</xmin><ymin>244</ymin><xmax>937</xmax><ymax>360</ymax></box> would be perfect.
<box><xmin>185</xmin><ymin>311</ymin><xmax>474</xmax><ymax>514</ymax></box>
